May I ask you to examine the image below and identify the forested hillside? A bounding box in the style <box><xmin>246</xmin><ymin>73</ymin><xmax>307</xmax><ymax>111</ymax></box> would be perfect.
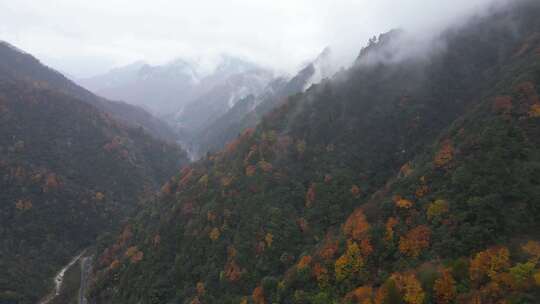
<box><xmin>0</xmin><ymin>42</ymin><xmax>178</xmax><ymax>142</ymax></box>
<box><xmin>88</xmin><ymin>1</ymin><xmax>540</xmax><ymax>303</ymax></box>
<box><xmin>0</xmin><ymin>75</ymin><xmax>188</xmax><ymax>302</ymax></box>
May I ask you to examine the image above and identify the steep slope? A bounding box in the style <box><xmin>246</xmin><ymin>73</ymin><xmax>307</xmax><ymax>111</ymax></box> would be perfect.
<box><xmin>88</xmin><ymin>1</ymin><xmax>540</xmax><ymax>303</ymax></box>
<box><xmin>0</xmin><ymin>42</ymin><xmax>178</xmax><ymax>142</ymax></box>
<box><xmin>0</xmin><ymin>74</ymin><xmax>188</xmax><ymax>303</ymax></box>
<box><xmin>79</xmin><ymin>59</ymin><xmax>201</xmax><ymax>117</ymax></box>
<box><xmin>195</xmin><ymin>49</ymin><xmax>334</xmax><ymax>155</ymax></box>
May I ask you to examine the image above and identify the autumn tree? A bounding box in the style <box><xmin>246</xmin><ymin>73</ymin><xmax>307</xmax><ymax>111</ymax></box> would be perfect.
<box><xmin>469</xmin><ymin>247</ymin><xmax>510</xmax><ymax>284</ymax></box>
<box><xmin>433</xmin><ymin>268</ymin><xmax>457</xmax><ymax>304</ymax></box>
<box><xmin>434</xmin><ymin>140</ymin><xmax>454</xmax><ymax>168</ymax></box>
<box><xmin>343</xmin><ymin>209</ymin><xmax>370</xmax><ymax>241</ymax></box>
<box><xmin>392</xmin><ymin>273</ymin><xmax>425</xmax><ymax>304</ymax></box>
<box><xmin>399</xmin><ymin>225</ymin><xmax>431</xmax><ymax>257</ymax></box>
<box><xmin>385</xmin><ymin>217</ymin><xmax>399</xmax><ymax>242</ymax></box>
<box><xmin>427</xmin><ymin>199</ymin><xmax>449</xmax><ymax>220</ymax></box>
<box><xmin>252</xmin><ymin>286</ymin><xmax>265</xmax><ymax>304</ymax></box>
<box><xmin>335</xmin><ymin>242</ymin><xmax>364</xmax><ymax>281</ymax></box>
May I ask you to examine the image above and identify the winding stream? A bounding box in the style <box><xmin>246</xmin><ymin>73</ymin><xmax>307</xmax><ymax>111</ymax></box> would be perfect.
<box><xmin>39</xmin><ymin>251</ymin><xmax>86</xmax><ymax>304</ymax></box>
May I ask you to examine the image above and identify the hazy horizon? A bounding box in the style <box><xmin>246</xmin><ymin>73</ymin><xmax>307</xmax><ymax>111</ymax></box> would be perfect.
<box><xmin>1</xmin><ymin>0</ymin><xmax>505</xmax><ymax>78</ymax></box>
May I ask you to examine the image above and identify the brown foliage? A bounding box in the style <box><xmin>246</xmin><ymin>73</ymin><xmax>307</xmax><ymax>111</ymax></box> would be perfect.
<box><xmin>343</xmin><ymin>209</ymin><xmax>370</xmax><ymax>241</ymax></box>
<box><xmin>385</xmin><ymin>217</ymin><xmax>399</xmax><ymax>242</ymax></box>
<box><xmin>492</xmin><ymin>96</ymin><xmax>513</xmax><ymax>114</ymax></box>
<box><xmin>399</xmin><ymin>225</ymin><xmax>431</xmax><ymax>257</ymax></box>
<box><xmin>434</xmin><ymin>268</ymin><xmax>457</xmax><ymax>304</ymax></box>
<box><xmin>351</xmin><ymin>185</ymin><xmax>362</xmax><ymax>198</ymax></box>
<box><xmin>470</xmin><ymin>246</ymin><xmax>510</xmax><ymax>284</ymax></box>
<box><xmin>297</xmin><ymin>255</ymin><xmax>313</xmax><ymax>270</ymax></box>
<box><xmin>15</xmin><ymin>199</ymin><xmax>33</xmax><ymax>211</ymax></box>
<box><xmin>434</xmin><ymin>140</ymin><xmax>454</xmax><ymax>168</ymax></box>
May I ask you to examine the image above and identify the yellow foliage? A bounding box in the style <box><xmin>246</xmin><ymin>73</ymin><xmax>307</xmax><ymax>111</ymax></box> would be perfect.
<box><xmin>522</xmin><ymin>240</ymin><xmax>540</xmax><ymax>262</ymax></box>
<box><xmin>529</xmin><ymin>104</ymin><xmax>540</xmax><ymax>118</ymax></box>
<box><xmin>534</xmin><ymin>271</ymin><xmax>540</xmax><ymax>286</ymax></box>
<box><xmin>198</xmin><ymin>174</ymin><xmax>209</xmax><ymax>186</ymax></box>
<box><xmin>209</xmin><ymin>228</ymin><xmax>220</xmax><ymax>241</ymax></box>
<box><xmin>427</xmin><ymin>200</ymin><xmax>449</xmax><ymax>220</ymax></box>
<box><xmin>264</xmin><ymin>233</ymin><xmax>273</xmax><ymax>248</ymax></box>
<box><xmin>335</xmin><ymin>242</ymin><xmax>364</xmax><ymax>281</ymax></box>
<box><xmin>95</xmin><ymin>192</ymin><xmax>105</xmax><ymax>201</ymax></box>
<box><xmin>392</xmin><ymin>273</ymin><xmax>425</xmax><ymax>304</ymax></box>
<box><xmin>125</xmin><ymin>246</ymin><xmax>138</xmax><ymax>258</ymax></box>
<box><xmin>258</xmin><ymin>160</ymin><xmax>273</xmax><ymax>172</ymax></box>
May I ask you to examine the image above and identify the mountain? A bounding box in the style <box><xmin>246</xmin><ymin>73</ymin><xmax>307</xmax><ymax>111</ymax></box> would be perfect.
<box><xmin>0</xmin><ymin>42</ymin><xmax>178</xmax><ymax>143</ymax></box>
<box><xmin>0</xmin><ymin>46</ymin><xmax>190</xmax><ymax>303</ymax></box>
<box><xmin>87</xmin><ymin>1</ymin><xmax>540</xmax><ymax>303</ymax></box>
<box><xmin>79</xmin><ymin>59</ymin><xmax>202</xmax><ymax>117</ymax></box>
<box><xmin>78</xmin><ymin>55</ymin><xmax>274</xmax><ymax>130</ymax></box>
<box><xmin>193</xmin><ymin>48</ymin><xmax>335</xmax><ymax>156</ymax></box>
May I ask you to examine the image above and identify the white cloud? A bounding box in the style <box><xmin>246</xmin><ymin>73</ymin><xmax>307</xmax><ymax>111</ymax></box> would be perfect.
<box><xmin>0</xmin><ymin>0</ymin><xmax>504</xmax><ymax>77</ymax></box>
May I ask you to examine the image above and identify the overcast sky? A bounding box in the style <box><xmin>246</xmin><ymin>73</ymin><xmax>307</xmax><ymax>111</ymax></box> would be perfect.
<box><xmin>0</xmin><ymin>0</ymin><xmax>504</xmax><ymax>78</ymax></box>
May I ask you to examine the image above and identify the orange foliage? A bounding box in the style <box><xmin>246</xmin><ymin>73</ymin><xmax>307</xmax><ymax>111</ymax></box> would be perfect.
<box><xmin>360</xmin><ymin>238</ymin><xmax>374</xmax><ymax>257</ymax></box>
<box><xmin>394</xmin><ymin>196</ymin><xmax>413</xmax><ymax>209</ymax></box>
<box><xmin>470</xmin><ymin>247</ymin><xmax>510</xmax><ymax>283</ymax></box>
<box><xmin>245</xmin><ymin>165</ymin><xmax>257</xmax><ymax>176</ymax></box>
<box><xmin>252</xmin><ymin>286</ymin><xmax>265</xmax><ymax>304</ymax></box>
<box><xmin>434</xmin><ymin>140</ymin><xmax>454</xmax><ymax>168</ymax></box>
<box><xmin>160</xmin><ymin>181</ymin><xmax>172</xmax><ymax>195</ymax></box>
<box><xmin>319</xmin><ymin>240</ymin><xmax>338</xmax><ymax>260</ymax></box>
<box><xmin>514</xmin><ymin>81</ymin><xmax>540</xmax><ymax>104</ymax></box>
<box><xmin>434</xmin><ymin>268</ymin><xmax>457</xmax><ymax>304</ymax></box>
<box><xmin>109</xmin><ymin>259</ymin><xmax>120</xmax><ymax>270</ymax></box>
<box><xmin>343</xmin><ymin>209</ymin><xmax>370</xmax><ymax>241</ymax></box>
<box><xmin>313</xmin><ymin>263</ymin><xmax>329</xmax><ymax>282</ymax></box>
<box><xmin>345</xmin><ymin>286</ymin><xmax>373</xmax><ymax>303</ymax></box>
<box><xmin>335</xmin><ymin>242</ymin><xmax>364</xmax><ymax>281</ymax></box>
<box><xmin>224</xmin><ymin>259</ymin><xmax>243</xmax><ymax>282</ymax></box>
<box><xmin>385</xmin><ymin>217</ymin><xmax>399</xmax><ymax>242</ymax></box>
<box><xmin>297</xmin><ymin>255</ymin><xmax>312</xmax><ymax>270</ymax></box>
<box><xmin>305</xmin><ymin>183</ymin><xmax>316</xmax><ymax>207</ymax></box>
<box><xmin>399</xmin><ymin>225</ymin><xmax>431</xmax><ymax>257</ymax></box>
<box><xmin>351</xmin><ymin>185</ymin><xmax>362</xmax><ymax>198</ymax></box>
<box><xmin>43</xmin><ymin>173</ymin><xmax>59</xmax><ymax>192</ymax></box>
